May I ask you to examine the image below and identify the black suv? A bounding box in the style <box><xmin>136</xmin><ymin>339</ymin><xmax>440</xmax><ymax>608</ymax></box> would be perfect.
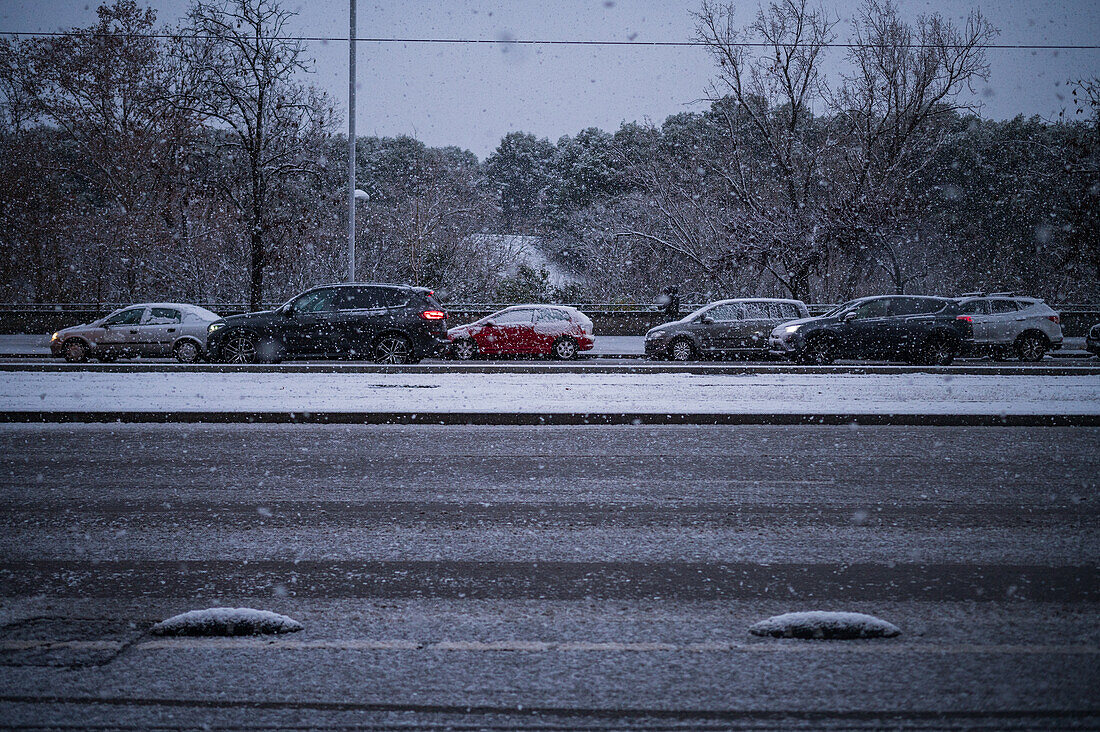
<box><xmin>768</xmin><ymin>295</ymin><xmax>974</xmax><ymax>365</ymax></box>
<box><xmin>206</xmin><ymin>284</ymin><xmax>449</xmax><ymax>364</ymax></box>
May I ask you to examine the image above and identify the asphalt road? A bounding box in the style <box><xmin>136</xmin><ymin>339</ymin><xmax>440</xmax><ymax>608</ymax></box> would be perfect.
<box><xmin>1</xmin><ymin>424</ymin><xmax>1098</xmax><ymax>729</ymax></box>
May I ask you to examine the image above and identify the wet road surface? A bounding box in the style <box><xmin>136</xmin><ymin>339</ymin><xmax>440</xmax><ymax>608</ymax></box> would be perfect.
<box><xmin>1</xmin><ymin>424</ymin><xmax>1098</xmax><ymax>729</ymax></box>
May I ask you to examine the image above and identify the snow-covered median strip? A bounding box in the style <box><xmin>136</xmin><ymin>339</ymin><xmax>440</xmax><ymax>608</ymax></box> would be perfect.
<box><xmin>749</xmin><ymin>611</ymin><xmax>901</xmax><ymax>639</ymax></box>
<box><xmin>1</xmin><ymin>371</ymin><xmax>1098</xmax><ymax>416</ymax></box>
<box><xmin>151</xmin><ymin>608</ymin><xmax>303</xmax><ymax>636</ymax></box>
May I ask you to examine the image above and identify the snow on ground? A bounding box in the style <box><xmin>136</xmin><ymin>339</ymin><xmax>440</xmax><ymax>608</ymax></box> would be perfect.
<box><xmin>151</xmin><ymin>608</ymin><xmax>303</xmax><ymax>636</ymax></box>
<box><xmin>748</xmin><ymin>611</ymin><xmax>902</xmax><ymax>639</ymax></box>
<box><xmin>1</xmin><ymin>371</ymin><xmax>1098</xmax><ymax>414</ymax></box>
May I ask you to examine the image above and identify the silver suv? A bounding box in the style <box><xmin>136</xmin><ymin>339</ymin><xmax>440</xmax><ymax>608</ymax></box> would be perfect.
<box><xmin>50</xmin><ymin>303</ymin><xmax>221</xmax><ymax>363</ymax></box>
<box><xmin>954</xmin><ymin>293</ymin><xmax>1063</xmax><ymax>361</ymax></box>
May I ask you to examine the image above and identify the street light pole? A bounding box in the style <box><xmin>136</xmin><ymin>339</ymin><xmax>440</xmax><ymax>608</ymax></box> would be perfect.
<box><xmin>347</xmin><ymin>0</ymin><xmax>356</xmax><ymax>282</ymax></box>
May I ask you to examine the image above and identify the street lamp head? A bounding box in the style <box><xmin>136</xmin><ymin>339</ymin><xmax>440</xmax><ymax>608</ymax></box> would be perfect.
<box><xmin>354</xmin><ymin>189</ymin><xmax>369</xmax><ymax>201</ymax></box>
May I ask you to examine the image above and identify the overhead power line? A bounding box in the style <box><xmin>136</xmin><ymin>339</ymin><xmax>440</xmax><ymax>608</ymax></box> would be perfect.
<box><xmin>0</xmin><ymin>30</ymin><xmax>1097</xmax><ymax>50</ymax></box>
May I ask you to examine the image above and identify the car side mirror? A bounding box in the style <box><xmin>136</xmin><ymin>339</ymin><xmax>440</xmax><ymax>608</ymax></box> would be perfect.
<box><xmin>699</xmin><ymin>315</ymin><xmax>713</xmax><ymax>324</ymax></box>
<box><xmin>282</xmin><ymin>306</ymin><xmax>294</xmax><ymax>318</ymax></box>
<box><xmin>102</xmin><ymin>323</ymin><xmax>110</xmax><ymax>330</ymax></box>
<box><xmin>483</xmin><ymin>320</ymin><xmax>495</xmax><ymax>328</ymax></box>
<box><xmin>844</xmin><ymin>311</ymin><xmax>858</xmax><ymax>322</ymax></box>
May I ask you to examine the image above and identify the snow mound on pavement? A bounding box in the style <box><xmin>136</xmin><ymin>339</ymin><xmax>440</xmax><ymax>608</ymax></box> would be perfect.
<box><xmin>151</xmin><ymin>608</ymin><xmax>303</xmax><ymax>636</ymax></box>
<box><xmin>749</xmin><ymin>611</ymin><xmax>900</xmax><ymax>639</ymax></box>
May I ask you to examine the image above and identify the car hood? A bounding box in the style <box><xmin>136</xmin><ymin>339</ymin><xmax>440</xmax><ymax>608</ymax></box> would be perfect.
<box><xmin>770</xmin><ymin>315</ymin><xmax>826</xmax><ymax>334</ymax></box>
<box><xmin>57</xmin><ymin>321</ymin><xmax>101</xmax><ymax>336</ymax></box>
<box><xmin>220</xmin><ymin>310</ymin><xmax>278</xmax><ymax>326</ymax></box>
<box><xmin>646</xmin><ymin>316</ymin><xmax>694</xmax><ymax>336</ymax></box>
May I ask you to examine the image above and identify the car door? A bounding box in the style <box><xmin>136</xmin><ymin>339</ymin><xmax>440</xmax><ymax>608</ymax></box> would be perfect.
<box><xmin>283</xmin><ymin>288</ymin><xmax>341</xmax><ymax>355</ymax></box>
<box><xmin>531</xmin><ymin>308</ymin><xmax>567</xmax><ymax>353</ymax></box>
<box><xmin>989</xmin><ymin>299</ymin><xmax>1020</xmax><ymax>342</ymax></box>
<box><xmin>334</xmin><ymin>286</ymin><xmax>389</xmax><ymax>358</ymax></box>
<box><xmin>98</xmin><ymin>307</ymin><xmax>147</xmax><ymax>355</ymax></box>
<box><xmin>698</xmin><ymin>304</ymin><xmax>739</xmax><ymax>352</ymax></box>
<box><xmin>140</xmin><ymin>307</ymin><xmax>183</xmax><ymax>357</ymax></box>
<box><xmin>739</xmin><ymin>301</ymin><xmax>774</xmax><ymax>350</ymax></box>
<box><xmin>473</xmin><ymin>309</ymin><xmax>533</xmax><ymax>354</ymax></box>
<box><xmin>958</xmin><ymin>300</ymin><xmax>993</xmax><ymax>342</ymax></box>
<box><xmin>839</xmin><ymin>298</ymin><xmax>894</xmax><ymax>357</ymax></box>
<box><xmin>891</xmin><ymin>298</ymin><xmax>946</xmax><ymax>353</ymax></box>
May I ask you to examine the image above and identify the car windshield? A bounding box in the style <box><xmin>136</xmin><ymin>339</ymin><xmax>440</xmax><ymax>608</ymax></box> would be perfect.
<box><xmin>825</xmin><ymin>300</ymin><xmax>860</xmax><ymax>317</ymax></box>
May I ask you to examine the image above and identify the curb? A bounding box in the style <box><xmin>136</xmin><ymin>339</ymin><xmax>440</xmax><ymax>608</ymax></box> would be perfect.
<box><xmin>2</xmin><ymin>411</ymin><xmax>1097</xmax><ymax>426</ymax></box>
<box><xmin>1</xmin><ymin>362</ymin><xmax>1098</xmax><ymax>376</ymax></box>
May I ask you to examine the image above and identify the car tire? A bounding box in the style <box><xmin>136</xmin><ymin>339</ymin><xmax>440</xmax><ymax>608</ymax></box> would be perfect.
<box><xmin>798</xmin><ymin>334</ymin><xmax>836</xmax><ymax>365</ymax></box>
<box><xmin>452</xmin><ymin>338</ymin><xmax>478</xmax><ymax>361</ymax></box>
<box><xmin>220</xmin><ymin>331</ymin><xmax>258</xmax><ymax>364</ymax></box>
<box><xmin>915</xmin><ymin>333</ymin><xmax>957</xmax><ymax>366</ymax></box>
<box><xmin>668</xmin><ymin>337</ymin><xmax>695</xmax><ymax>362</ymax></box>
<box><xmin>174</xmin><ymin>340</ymin><xmax>201</xmax><ymax>364</ymax></box>
<box><xmin>375</xmin><ymin>334</ymin><xmax>415</xmax><ymax>364</ymax></box>
<box><xmin>1015</xmin><ymin>332</ymin><xmax>1047</xmax><ymax>362</ymax></box>
<box><xmin>551</xmin><ymin>336</ymin><xmax>578</xmax><ymax>360</ymax></box>
<box><xmin>63</xmin><ymin>339</ymin><xmax>88</xmax><ymax>363</ymax></box>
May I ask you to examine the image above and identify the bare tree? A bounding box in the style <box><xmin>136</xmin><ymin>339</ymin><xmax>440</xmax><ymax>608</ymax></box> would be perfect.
<box><xmin>174</xmin><ymin>0</ymin><xmax>333</xmax><ymax>309</ymax></box>
<box><xmin>833</xmin><ymin>0</ymin><xmax>995</xmax><ymax>292</ymax></box>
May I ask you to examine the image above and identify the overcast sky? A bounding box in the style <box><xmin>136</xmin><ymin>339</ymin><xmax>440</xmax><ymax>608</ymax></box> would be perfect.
<box><xmin>2</xmin><ymin>0</ymin><xmax>1098</xmax><ymax>158</ymax></box>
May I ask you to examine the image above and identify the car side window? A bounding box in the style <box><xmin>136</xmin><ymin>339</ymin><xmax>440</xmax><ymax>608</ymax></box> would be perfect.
<box><xmin>339</xmin><ymin>287</ymin><xmax>383</xmax><ymax>310</ymax></box>
<box><xmin>104</xmin><ymin>308</ymin><xmax>145</xmax><ymax>326</ymax></box>
<box><xmin>742</xmin><ymin>302</ymin><xmax>770</xmax><ymax>319</ymax></box>
<box><xmin>851</xmin><ymin>299</ymin><xmax>891</xmax><ymax>319</ymax></box>
<box><xmin>293</xmin><ymin>289</ymin><xmax>339</xmax><ymax>313</ymax></box>
<box><xmin>490</xmin><ymin>309</ymin><xmax>534</xmax><ymax>325</ymax></box>
<box><xmin>378</xmin><ymin>288</ymin><xmax>409</xmax><ymax>308</ymax></box>
<box><xmin>708</xmin><ymin>304</ymin><xmax>741</xmax><ymax>321</ymax></box>
<box><xmin>895</xmin><ymin>299</ymin><xmax>945</xmax><ymax>316</ymax></box>
<box><xmin>147</xmin><ymin>308</ymin><xmax>182</xmax><ymax>325</ymax></box>
<box><xmin>958</xmin><ymin>300</ymin><xmax>990</xmax><ymax>315</ymax></box>
<box><xmin>537</xmin><ymin>309</ymin><xmax>569</xmax><ymax>322</ymax></box>
<box><xmin>991</xmin><ymin>299</ymin><xmax>1018</xmax><ymax>314</ymax></box>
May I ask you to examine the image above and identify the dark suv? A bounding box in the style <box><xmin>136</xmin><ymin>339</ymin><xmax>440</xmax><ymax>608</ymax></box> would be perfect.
<box><xmin>769</xmin><ymin>295</ymin><xmax>974</xmax><ymax>365</ymax></box>
<box><xmin>206</xmin><ymin>284</ymin><xmax>449</xmax><ymax>364</ymax></box>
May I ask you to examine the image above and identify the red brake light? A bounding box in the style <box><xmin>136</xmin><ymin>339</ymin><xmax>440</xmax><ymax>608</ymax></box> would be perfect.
<box><xmin>956</xmin><ymin>315</ymin><xmax>972</xmax><ymax>323</ymax></box>
<box><xmin>1048</xmin><ymin>315</ymin><xmax>1060</xmax><ymax>324</ymax></box>
<box><xmin>420</xmin><ymin>310</ymin><xmax>446</xmax><ymax>320</ymax></box>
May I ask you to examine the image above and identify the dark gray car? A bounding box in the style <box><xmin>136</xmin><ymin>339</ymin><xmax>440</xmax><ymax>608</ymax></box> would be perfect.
<box><xmin>645</xmin><ymin>298</ymin><xmax>809</xmax><ymax>361</ymax></box>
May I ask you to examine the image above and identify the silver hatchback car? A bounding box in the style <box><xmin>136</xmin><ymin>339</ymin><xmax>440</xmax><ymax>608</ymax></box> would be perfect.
<box><xmin>51</xmin><ymin>303</ymin><xmax>221</xmax><ymax>363</ymax></box>
<box><xmin>954</xmin><ymin>294</ymin><xmax>1063</xmax><ymax>361</ymax></box>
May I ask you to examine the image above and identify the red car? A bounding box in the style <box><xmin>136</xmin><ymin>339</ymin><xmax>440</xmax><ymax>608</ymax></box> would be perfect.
<box><xmin>448</xmin><ymin>305</ymin><xmax>594</xmax><ymax>360</ymax></box>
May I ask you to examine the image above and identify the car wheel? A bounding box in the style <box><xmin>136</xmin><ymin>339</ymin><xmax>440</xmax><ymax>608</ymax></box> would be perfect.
<box><xmin>1015</xmin><ymin>332</ymin><xmax>1047</xmax><ymax>362</ymax></box>
<box><xmin>798</xmin><ymin>334</ymin><xmax>836</xmax><ymax>365</ymax></box>
<box><xmin>375</xmin><ymin>334</ymin><xmax>414</xmax><ymax>364</ymax></box>
<box><xmin>452</xmin><ymin>338</ymin><xmax>478</xmax><ymax>360</ymax></box>
<box><xmin>63</xmin><ymin>339</ymin><xmax>88</xmax><ymax>363</ymax></box>
<box><xmin>174</xmin><ymin>340</ymin><xmax>201</xmax><ymax>364</ymax></box>
<box><xmin>552</xmin><ymin>336</ymin><xmax>578</xmax><ymax>360</ymax></box>
<box><xmin>220</xmin><ymin>331</ymin><xmax>257</xmax><ymax>364</ymax></box>
<box><xmin>916</xmin><ymin>334</ymin><xmax>957</xmax><ymax>366</ymax></box>
<box><xmin>668</xmin><ymin>337</ymin><xmax>695</xmax><ymax>362</ymax></box>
